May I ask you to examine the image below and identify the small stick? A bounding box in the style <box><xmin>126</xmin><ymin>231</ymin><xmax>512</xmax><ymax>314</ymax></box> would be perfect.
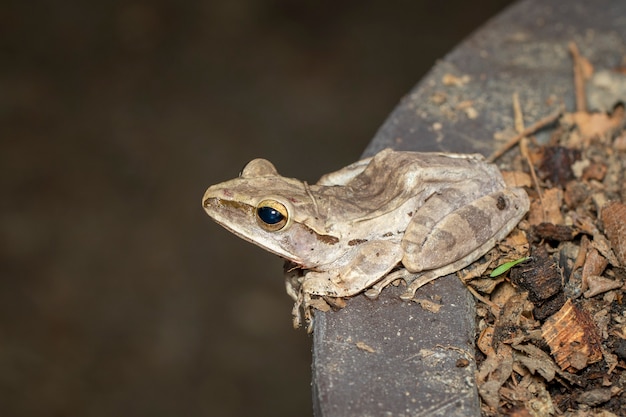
<box><xmin>512</xmin><ymin>92</ymin><xmax>524</xmax><ymax>133</ymax></box>
<box><xmin>465</xmin><ymin>284</ymin><xmax>500</xmax><ymax>317</ymax></box>
<box><xmin>487</xmin><ymin>107</ymin><xmax>563</xmax><ymax>163</ymax></box>
<box><xmin>512</xmin><ymin>92</ymin><xmax>544</xmax><ymax>207</ymax></box>
<box><xmin>568</xmin><ymin>41</ymin><xmax>587</xmax><ymax>113</ymax></box>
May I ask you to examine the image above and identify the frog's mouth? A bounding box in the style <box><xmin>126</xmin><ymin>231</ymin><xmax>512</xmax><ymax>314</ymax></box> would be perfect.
<box><xmin>203</xmin><ymin>196</ymin><xmax>344</xmax><ymax>269</ymax></box>
<box><xmin>203</xmin><ymin>196</ymin><xmax>306</xmax><ymax>263</ymax></box>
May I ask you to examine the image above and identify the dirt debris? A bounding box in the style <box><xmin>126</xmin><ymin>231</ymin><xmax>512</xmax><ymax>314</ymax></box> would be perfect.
<box><xmin>464</xmin><ymin>44</ymin><xmax>626</xmax><ymax>416</ymax></box>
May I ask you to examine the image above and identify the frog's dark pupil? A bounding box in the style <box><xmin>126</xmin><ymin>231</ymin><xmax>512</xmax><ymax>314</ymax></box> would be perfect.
<box><xmin>257</xmin><ymin>206</ymin><xmax>284</xmax><ymax>224</ymax></box>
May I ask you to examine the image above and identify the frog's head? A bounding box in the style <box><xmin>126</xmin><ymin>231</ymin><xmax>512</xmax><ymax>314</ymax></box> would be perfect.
<box><xmin>202</xmin><ymin>158</ymin><xmax>340</xmax><ymax>267</ymax></box>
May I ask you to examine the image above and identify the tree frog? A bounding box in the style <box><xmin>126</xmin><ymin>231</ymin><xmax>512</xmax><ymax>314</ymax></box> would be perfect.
<box><xmin>202</xmin><ymin>149</ymin><xmax>529</xmax><ymax>330</ymax></box>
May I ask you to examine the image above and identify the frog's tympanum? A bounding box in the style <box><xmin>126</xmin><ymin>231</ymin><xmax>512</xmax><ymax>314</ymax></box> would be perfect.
<box><xmin>203</xmin><ymin>149</ymin><xmax>529</xmax><ymax>330</ymax></box>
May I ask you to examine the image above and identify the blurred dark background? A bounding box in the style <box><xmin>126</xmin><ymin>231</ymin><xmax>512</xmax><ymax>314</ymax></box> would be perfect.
<box><xmin>1</xmin><ymin>1</ymin><xmax>514</xmax><ymax>416</ymax></box>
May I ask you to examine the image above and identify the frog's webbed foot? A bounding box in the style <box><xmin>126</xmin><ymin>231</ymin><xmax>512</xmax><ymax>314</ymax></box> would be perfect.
<box><xmin>285</xmin><ymin>275</ymin><xmax>318</xmax><ymax>332</ymax></box>
<box><xmin>284</xmin><ymin>263</ymin><xmax>308</xmax><ymax>330</ymax></box>
<box><xmin>291</xmin><ymin>294</ymin><xmax>304</xmax><ymax>329</ymax></box>
<box><xmin>287</xmin><ymin>286</ymin><xmax>315</xmax><ymax>331</ymax></box>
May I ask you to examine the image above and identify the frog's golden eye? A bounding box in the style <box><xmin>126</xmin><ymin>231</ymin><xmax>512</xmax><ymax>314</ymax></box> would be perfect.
<box><xmin>256</xmin><ymin>199</ymin><xmax>289</xmax><ymax>231</ymax></box>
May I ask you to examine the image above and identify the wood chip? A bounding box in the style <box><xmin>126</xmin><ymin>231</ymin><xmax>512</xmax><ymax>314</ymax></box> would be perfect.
<box><xmin>355</xmin><ymin>341</ymin><xmax>376</xmax><ymax>353</ymax></box>
<box><xmin>412</xmin><ymin>298</ymin><xmax>442</xmax><ymax>313</ymax></box>
<box><xmin>541</xmin><ymin>299</ymin><xmax>603</xmax><ymax>371</ymax></box>
<box><xmin>531</xmin><ymin>223</ymin><xmax>577</xmax><ymax>242</ymax></box>
<box><xmin>442</xmin><ymin>73</ymin><xmax>470</xmax><ymax>86</ymax></box>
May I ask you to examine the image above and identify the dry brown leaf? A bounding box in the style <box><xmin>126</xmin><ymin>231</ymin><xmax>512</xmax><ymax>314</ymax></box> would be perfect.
<box><xmin>497</xmin><ymin>228</ymin><xmax>530</xmax><ymax>254</ymax></box>
<box><xmin>528</xmin><ymin>188</ymin><xmax>564</xmax><ymax>225</ymax></box>
<box><xmin>413</xmin><ymin>298</ymin><xmax>442</xmax><ymax>313</ymax></box>
<box><xmin>502</xmin><ymin>170</ymin><xmax>532</xmax><ymax>188</ymax></box>
<box><xmin>513</xmin><ymin>343</ymin><xmax>559</xmax><ymax>382</ymax></box>
<box><xmin>565</xmin><ymin>110</ymin><xmax>624</xmax><ymax>140</ymax></box>
<box><xmin>601</xmin><ymin>201</ymin><xmax>626</xmax><ymax>266</ymax></box>
<box><xmin>442</xmin><ymin>73</ymin><xmax>470</xmax><ymax>86</ymax></box>
<box><xmin>490</xmin><ymin>281</ymin><xmax>519</xmax><ymax>309</ymax></box>
<box><xmin>582</xmin><ymin>162</ymin><xmax>608</xmax><ymax>181</ymax></box>
<box><xmin>582</xmin><ymin>248</ymin><xmax>608</xmax><ymax>291</ymax></box>
<box><xmin>614</xmin><ymin>130</ymin><xmax>626</xmax><ymax>151</ymax></box>
<box><xmin>477</xmin><ymin>344</ymin><xmax>514</xmax><ymax>409</ymax></box>
<box><xmin>584</xmin><ymin>275</ymin><xmax>623</xmax><ymax>298</ymax></box>
<box><xmin>477</xmin><ymin>326</ymin><xmax>496</xmax><ymax>356</ymax></box>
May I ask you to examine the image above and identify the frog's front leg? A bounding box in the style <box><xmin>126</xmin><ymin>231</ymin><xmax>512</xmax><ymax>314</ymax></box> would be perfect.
<box><xmin>302</xmin><ymin>241</ymin><xmax>403</xmax><ymax>297</ymax></box>
<box><xmin>296</xmin><ymin>241</ymin><xmax>402</xmax><ymax>327</ymax></box>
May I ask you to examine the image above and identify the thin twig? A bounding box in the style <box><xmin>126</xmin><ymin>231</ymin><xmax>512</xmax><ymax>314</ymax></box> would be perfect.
<box><xmin>488</xmin><ymin>107</ymin><xmax>563</xmax><ymax>163</ymax></box>
<box><xmin>568</xmin><ymin>41</ymin><xmax>587</xmax><ymax>113</ymax></box>
<box><xmin>512</xmin><ymin>92</ymin><xmax>544</xmax><ymax>208</ymax></box>
<box><xmin>512</xmin><ymin>92</ymin><xmax>524</xmax><ymax>133</ymax></box>
<box><xmin>465</xmin><ymin>284</ymin><xmax>500</xmax><ymax>317</ymax></box>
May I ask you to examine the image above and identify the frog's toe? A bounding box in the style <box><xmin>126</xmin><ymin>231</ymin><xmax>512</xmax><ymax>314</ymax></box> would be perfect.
<box><xmin>303</xmin><ymin>309</ymin><xmax>314</xmax><ymax>333</ymax></box>
<box><xmin>364</xmin><ymin>287</ymin><xmax>381</xmax><ymax>299</ymax></box>
<box><xmin>399</xmin><ymin>288</ymin><xmax>417</xmax><ymax>301</ymax></box>
<box><xmin>401</xmin><ymin>270</ymin><xmax>442</xmax><ymax>300</ymax></box>
<box><xmin>292</xmin><ymin>306</ymin><xmax>302</xmax><ymax>329</ymax></box>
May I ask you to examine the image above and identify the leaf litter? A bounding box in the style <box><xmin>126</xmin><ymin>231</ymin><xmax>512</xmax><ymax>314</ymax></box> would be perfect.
<box><xmin>461</xmin><ymin>43</ymin><xmax>626</xmax><ymax>416</ymax></box>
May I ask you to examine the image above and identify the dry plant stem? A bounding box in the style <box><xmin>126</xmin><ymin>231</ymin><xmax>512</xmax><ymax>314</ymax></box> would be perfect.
<box><xmin>465</xmin><ymin>284</ymin><xmax>501</xmax><ymax>316</ymax></box>
<box><xmin>512</xmin><ymin>92</ymin><xmax>524</xmax><ymax>133</ymax></box>
<box><xmin>488</xmin><ymin>108</ymin><xmax>563</xmax><ymax>162</ymax></box>
<box><xmin>569</xmin><ymin>41</ymin><xmax>587</xmax><ymax>113</ymax></box>
<box><xmin>521</xmin><ymin>137</ymin><xmax>544</xmax><ymax>207</ymax></box>
<box><xmin>513</xmin><ymin>92</ymin><xmax>544</xmax><ymax>203</ymax></box>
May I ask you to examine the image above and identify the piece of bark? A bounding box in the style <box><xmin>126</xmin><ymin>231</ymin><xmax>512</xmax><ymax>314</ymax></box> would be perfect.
<box><xmin>510</xmin><ymin>248</ymin><xmax>562</xmax><ymax>303</ymax></box>
<box><xmin>533</xmin><ymin>292</ymin><xmax>567</xmax><ymax>321</ymax></box>
<box><xmin>601</xmin><ymin>201</ymin><xmax>626</xmax><ymax>266</ymax></box>
<box><xmin>537</xmin><ymin>146</ymin><xmax>581</xmax><ymax>187</ymax></box>
<box><xmin>541</xmin><ymin>299</ymin><xmax>603</xmax><ymax>372</ymax></box>
<box><xmin>564</xmin><ymin>181</ymin><xmax>590</xmax><ymax>209</ymax></box>
<box><xmin>531</xmin><ymin>223</ymin><xmax>577</xmax><ymax>242</ymax></box>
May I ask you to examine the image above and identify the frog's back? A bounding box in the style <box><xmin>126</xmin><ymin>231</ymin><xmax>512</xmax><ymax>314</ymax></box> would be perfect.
<box><xmin>312</xmin><ymin>149</ymin><xmax>507</xmax><ymax>224</ymax></box>
<box><xmin>352</xmin><ymin>149</ymin><xmax>502</xmax><ymax>194</ymax></box>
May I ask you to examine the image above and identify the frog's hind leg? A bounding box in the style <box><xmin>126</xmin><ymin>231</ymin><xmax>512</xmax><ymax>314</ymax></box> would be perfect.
<box><xmin>364</xmin><ymin>269</ymin><xmax>415</xmax><ymax>299</ymax></box>
<box><xmin>399</xmin><ymin>228</ymin><xmax>510</xmax><ymax>300</ymax></box>
<box><xmin>364</xmin><ymin>268</ymin><xmax>449</xmax><ymax>300</ymax></box>
<box><xmin>402</xmin><ymin>188</ymin><xmax>528</xmax><ymax>272</ymax></box>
